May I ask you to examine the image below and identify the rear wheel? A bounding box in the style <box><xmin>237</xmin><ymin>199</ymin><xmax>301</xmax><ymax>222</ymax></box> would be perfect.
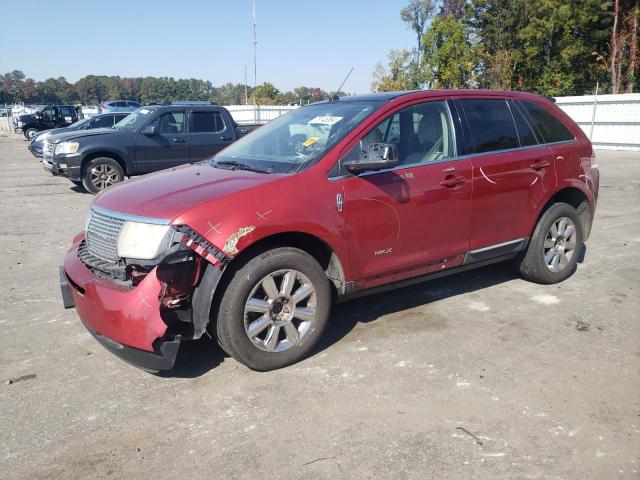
<box><xmin>516</xmin><ymin>202</ymin><xmax>583</xmax><ymax>284</ymax></box>
<box><xmin>82</xmin><ymin>157</ymin><xmax>124</xmax><ymax>194</ymax></box>
<box><xmin>215</xmin><ymin>247</ymin><xmax>331</xmax><ymax>371</ymax></box>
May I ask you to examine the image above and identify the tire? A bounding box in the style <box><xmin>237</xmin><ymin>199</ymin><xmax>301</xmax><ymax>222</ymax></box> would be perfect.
<box><xmin>24</xmin><ymin>128</ymin><xmax>38</xmax><ymax>140</ymax></box>
<box><xmin>516</xmin><ymin>202</ymin><xmax>583</xmax><ymax>284</ymax></box>
<box><xmin>215</xmin><ymin>247</ymin><xmax>331</xmax><ymax>371</ymax></box>
<box><xmin>81</xmin><ymin>157</ymin><xmax>124</xmax><ymax>194</ymax></box>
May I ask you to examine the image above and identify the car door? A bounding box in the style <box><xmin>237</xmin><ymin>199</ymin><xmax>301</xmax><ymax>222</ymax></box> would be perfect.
<box><xmin>338</xmin><ymin>100</ymin><xmax>472</xmax><ymax>290</ymax></box>
<box><xmin>457</xmin><ymin>98</ymin><xmax>557</xmax><ymax>253</ymax></box>
<box><xmin>188</xmin><ymin>109</ymin><xmax>234</xmax><ymax>161</ymax></box>
<box><xmin>134</xmin><ymin>109</ymin><xmax>189</xmax><ymax>172</ymax></box>
<box><xmin>41</xmin><ymin>107</ymin><xmax>56</xmax><ymax>129</ymax></box>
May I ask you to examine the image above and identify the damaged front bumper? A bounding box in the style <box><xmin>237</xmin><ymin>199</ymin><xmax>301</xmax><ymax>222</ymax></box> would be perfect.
<box><xmin>61</xmin><ymin>238</ymin><xmax>181</xmax><ymax>372</ymax></box>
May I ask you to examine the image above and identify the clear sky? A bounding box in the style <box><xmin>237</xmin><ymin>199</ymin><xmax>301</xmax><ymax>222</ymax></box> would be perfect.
<box><xmin>0</xmin><ymin>0</ymin><xmax>416</xmax><ymax>94</ymax></box>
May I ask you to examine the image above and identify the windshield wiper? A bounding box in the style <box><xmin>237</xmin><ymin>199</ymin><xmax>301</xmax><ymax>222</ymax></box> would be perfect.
<box><xmin>212</xmin><ymin>159</ymin><xmax>272</xmax><ymax>174</ymax></box>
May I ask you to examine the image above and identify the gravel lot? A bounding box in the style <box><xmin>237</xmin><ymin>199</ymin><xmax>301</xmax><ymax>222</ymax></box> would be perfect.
<box><xmin>1</xmin><ymin>132</ymin><xmax>638</xmax><ymax>479</ymax></box>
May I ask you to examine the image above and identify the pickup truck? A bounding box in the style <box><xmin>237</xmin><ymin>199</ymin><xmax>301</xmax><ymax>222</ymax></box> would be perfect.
<box><xmin>15</xmin><ymin>105</ymin><xmax>79</xmax><ymax>139</ymax></box>
<box><xmin>42</xmin><ymin>103</ymin><xmax>260</xmax><ymax>193</ymax></box>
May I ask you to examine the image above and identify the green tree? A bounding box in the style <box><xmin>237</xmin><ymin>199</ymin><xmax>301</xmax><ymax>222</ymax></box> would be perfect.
<box><xmin>371</xmin><ymin>49</ymin><xmax>417</xmax><ymax>92</ymax></box>
<box><xmin>420</xmin><ymin>15</ymin><xmax>479</xmax><ymax>88</ymax></box>
<box><xmin>252</xmin><ymin>82</ymin><xmax>280</xmax><ymax>105</ymax></box>
<box><xmin>400</xmin><ymin>0</ymin><xmax>437</xmax><ymax>64</ymax></box>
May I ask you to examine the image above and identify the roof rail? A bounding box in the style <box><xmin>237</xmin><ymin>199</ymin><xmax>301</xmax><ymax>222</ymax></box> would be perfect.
<box><xmin>169</xmin><ymin>100</ymin><xmax>218</xmax><ymax>106</ymax></box>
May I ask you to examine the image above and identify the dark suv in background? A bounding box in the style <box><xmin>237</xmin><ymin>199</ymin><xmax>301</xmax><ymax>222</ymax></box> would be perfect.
<box><xmin>43</xmin><ymin>103</ymin><xmax>260</xmax><ymax>193</ymax></box>
<box><xmin>15</xmin><ymin>105</ymin><xmax>78</xmax><ymax>139</ymax></box>
<box><xmin>29</xmin><ymin>113</ymin><xmax>129</xmax><ymax>158</ymax></box>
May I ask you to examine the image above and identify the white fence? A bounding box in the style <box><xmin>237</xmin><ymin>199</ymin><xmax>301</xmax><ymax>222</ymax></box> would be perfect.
<box><xmin>226</xmin><ymin>105</ymin><xmax>298</xmax><ymax>124</ymax></box>
<box><xmin>554</xmin><ymin>93</ymin><xmax>640</xmax><ymax>151</ymax></box>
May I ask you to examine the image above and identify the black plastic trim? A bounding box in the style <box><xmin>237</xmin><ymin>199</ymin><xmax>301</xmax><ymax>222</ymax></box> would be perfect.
<box><xmin>82</xmin><ymin>321</ymin><xmax>181</xmax><ymax>373</ymax></box>
<box><xmin>59</xmin><ymin>266</ymin><xmax>75</xmax><ymax>309</ymax></box>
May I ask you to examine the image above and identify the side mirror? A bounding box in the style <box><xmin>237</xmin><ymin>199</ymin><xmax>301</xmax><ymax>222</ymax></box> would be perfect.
<box><xmin>343</xmin><ymin>142</ymin><xmax>399</xmax><ymax>174</ymax></box>
<box><xmin>142</xmin><ymin>125</ymin><xmax>157</xmax><ymax>135</ymax></box>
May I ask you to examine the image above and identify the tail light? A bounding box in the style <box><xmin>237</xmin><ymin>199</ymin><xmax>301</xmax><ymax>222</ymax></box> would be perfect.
<box><xmin>101</xmin><ymin>101</ymin><xmax>107</xmax><ymax>109</ymax></box>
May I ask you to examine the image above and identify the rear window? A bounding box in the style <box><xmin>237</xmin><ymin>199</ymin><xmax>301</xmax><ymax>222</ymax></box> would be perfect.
<box><xmin>191</xmin><ymin>111</ymin><xmax>225</xmax><ymax>133</ymax></box>
<box><xmin>519</xmin><ymin>101</ymin><xmax>574</xmax><ymax>143</ymax></box>
<box><xmin>461</xmin><ymin>99</ymin><xmax>519</xmax><ymax>153</ymax></box>
<box><xmin>509</xmin><ymin>101</ymin><xmax>539</xmax><ymax>147</ymax></box>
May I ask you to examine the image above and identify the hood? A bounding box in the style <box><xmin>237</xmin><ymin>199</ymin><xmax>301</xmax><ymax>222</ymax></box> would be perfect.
<box><xmin>94</xmin><ymin>163</ymin><xmax>284</xmax><ymax>221</ymax></box>
<box><xmin>48</xmin><ymin>128</ymin><xmax>119</xmax><ymax>143</ymax></box>
<box><xmin>18</xmin><ymin>113</ymin><xmax>36</xmax><ymax>122</ymax></box>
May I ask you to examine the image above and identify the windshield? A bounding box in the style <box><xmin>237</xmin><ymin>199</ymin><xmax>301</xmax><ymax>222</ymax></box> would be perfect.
<box><xmin>69</xmin><ymin>118</ymin><xmax>91</xmax><ymax>128</ymax></box>
<box><xmin>212</xmin><ymin>100</ymin><xmax>383</xmax><ymax>174</ymax></box>
<box><xmin>114</xmin><ymin>107</ymin><xmax>154</xmax><ymax>130</ymax></box>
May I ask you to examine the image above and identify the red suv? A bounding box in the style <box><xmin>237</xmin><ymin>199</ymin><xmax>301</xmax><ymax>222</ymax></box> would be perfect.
<box><xmin>60</xmin><ymin>90</ymin><xmax>599</xmax><ymax>372</ymax></box>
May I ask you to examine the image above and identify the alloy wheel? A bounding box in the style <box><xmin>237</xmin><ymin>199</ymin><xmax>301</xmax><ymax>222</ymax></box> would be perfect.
<box><xmin>90</xmin><ymin>164</ymin><xmax>119</xmax><ymax>190</ymax></box>
<box><xmin>543</xmin><ymin>216</ymin><xmax>577</xmax><ymax>272</ymax></box>
<box><xmin>243</xmin><ymin>269</ymin><xmax>317</xmax><ymax>353</ymax></box>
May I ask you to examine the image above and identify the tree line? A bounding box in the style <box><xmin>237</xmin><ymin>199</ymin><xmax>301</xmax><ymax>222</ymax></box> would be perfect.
<box><xmin>373</xmin><ymin>0</ymin><xmax>639</xmax><ymax>95</ymax></box>
<box><xmin>0</xmin><ymin>71</ymin><xmax>344</xmax><ymax>106</ymax></box>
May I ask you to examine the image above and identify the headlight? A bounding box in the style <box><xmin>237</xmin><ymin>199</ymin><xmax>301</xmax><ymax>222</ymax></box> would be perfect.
<box><xmin>55</xmin><ymin>141</ymin><xmax>79</xmax><ymax>155</ymax></box>
<box><xmin>117</xmin><ymin>222</ymin><xmax>172</xmax><ymax>260</ymax></box>
<box><xmin>17</xmin><ymin>121</ymin><xmax>24</xmax><ymax>127</ymax></box>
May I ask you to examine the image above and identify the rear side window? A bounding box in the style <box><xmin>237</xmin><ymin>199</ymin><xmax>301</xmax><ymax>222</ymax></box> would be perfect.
<box><xmin>114</xmin><ymin>101</ymin><xmax>127</xmax><ymax>108</ymax></box>
<box><xmin>127</xmin><ymin>101</ymin><xmax>141</xmax><ymax>108</ymax></box>
<box><xmin>191</xmin><ymin>111</ymin><xmax>225</xmax><ymax>133</ymax></box>
<box><xmin>91</xmin><ymin>115</ymin><xmax>115</xmax><ymax>128</ymax></box>
<box><xmin>60</xmin><ymin>106</ymin><xmax>75</xmax><ymax>117</ymax></box>
<box><xmin>509</xmin><ymin>101</ymin><xmax>539</xmax><ymax>147</ymax></box>
<box><xmin>461</xmin><ymin>99</ymin><xmax>519</xmax><ymax>153</ymax></box>
<box><xmin>519</xmin><ymin>101</ymin><xmax>574</xmax><ymax>143</ymax></box>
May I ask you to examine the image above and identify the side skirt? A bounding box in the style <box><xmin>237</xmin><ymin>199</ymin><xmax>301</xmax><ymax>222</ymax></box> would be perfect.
<box><xmin>339</xmin><ymin>238</ymin><xmax>528</xmax><ymax>303</ymax></box>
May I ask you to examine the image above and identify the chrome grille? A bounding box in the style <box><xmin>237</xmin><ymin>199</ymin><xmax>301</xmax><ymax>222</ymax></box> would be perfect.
<box><xmin>85</xmin><ymin>209</ymin><xmax>126</xmax><ymax>261</ymax></box>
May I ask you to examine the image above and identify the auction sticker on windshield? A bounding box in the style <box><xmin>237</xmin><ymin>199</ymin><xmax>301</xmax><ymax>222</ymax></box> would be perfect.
<box><xmin>309</xmin><ymin>115</ymin><xmax>343</xmax><ymax>125</ymax></box>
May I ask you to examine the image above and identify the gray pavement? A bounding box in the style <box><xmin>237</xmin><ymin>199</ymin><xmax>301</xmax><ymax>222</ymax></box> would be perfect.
<box><xmin>0</xmin><ymin>132</ymin><xmax>638</xmax><ymax>479</ymax></box>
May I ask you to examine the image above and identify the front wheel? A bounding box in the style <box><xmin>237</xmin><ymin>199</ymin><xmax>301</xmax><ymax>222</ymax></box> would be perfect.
<box><xmin>82</xmin><ymin>157</ymin><xmax>124</xmax><ymax>194</ymax></box>
<box><xmin>516</xmin><ymin>202</ymin><xmax>584</xmax><ymax>284</ymax></box>
<box><xmin>24</xmin><ymin>128</ymin><xmax>38</xmax><ymax>140</ymax></box>
<box><xmin>215</xmin><ymin>247</ymin><xmax>331</xmax><ymax>371</ymax></box>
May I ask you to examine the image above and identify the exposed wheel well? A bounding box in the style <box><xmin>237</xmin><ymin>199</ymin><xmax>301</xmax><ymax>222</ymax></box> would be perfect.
<box><xmin>539</xmin><ymin>187</ymin><xmax>592</xmax><ymax>240</ymax></box>
<box><xmin>82</xmin><ymin>152</ymin><xmax>127</xmax><ymax>176</ymax></box>
<box><xmin>227</xmin><ymin>232</ymin><xmax>347</xmax><ymax>295</ymax></box>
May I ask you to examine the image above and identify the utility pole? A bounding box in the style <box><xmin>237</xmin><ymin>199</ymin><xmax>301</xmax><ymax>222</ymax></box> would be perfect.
<box><xmin>244</xmin><ymin>65</ymin><xmax>249</xmax><ymax>105</ymax></box>
<box><xmin>252</xmin><ymin>0</ymin><xmax>257</xmax><ymax>122</ymax></box>
<box><xmin>252</xmin><ymin>0</ymin><xmax>257</xmax><ymax>90</ymax></box>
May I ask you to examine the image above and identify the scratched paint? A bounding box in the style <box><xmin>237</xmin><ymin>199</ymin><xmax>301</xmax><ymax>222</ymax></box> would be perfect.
<box><xmin>222</xmin><ymin>226</ymin><xmax>256</xmax><ymax>255</ymax></box>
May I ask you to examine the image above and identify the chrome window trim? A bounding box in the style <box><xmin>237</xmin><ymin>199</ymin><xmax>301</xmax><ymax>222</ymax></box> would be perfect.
<box><xmin>469</xmin><ymin>238</ymin><xmax>526</xmax><ymax>254</ymax></box>
<box><xmin>90</xmin><ymin>205</ymin><xmax>170</xmax><ymax>225</ymax></box>
<box><xmin>329</xmin><ymin>139</ymin><xmax>578</xmax><ymax>181</ymax></box>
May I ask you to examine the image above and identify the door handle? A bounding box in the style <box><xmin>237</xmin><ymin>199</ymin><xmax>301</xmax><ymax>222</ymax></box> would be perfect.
<box><xmin>531</xmin><ymin>159</ymin><xmax>550</xmax><ymax>170</ymax></box>
<box><xmin>172</xmin><ymin>138</ymin><xmax>186</xmax><ymax>143</ymax></box>
<box><xmin>439</xmin><ymin>176</ymin><xmax>466</xmax><ymax>188</ymax></box>
<box><xmin>220</xmin><ymin>136</ymin><xmax>232</xmax><ymax>141</ymax></box>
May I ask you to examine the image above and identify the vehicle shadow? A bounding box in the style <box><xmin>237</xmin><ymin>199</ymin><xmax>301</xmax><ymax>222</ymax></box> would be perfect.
<box><xmin>69</xmin><ymin>184</ymin><xmax>92</xmax><ymax>195</ymax></box>
<box><xmin>163</xmin><ymin>261</ymin><xmax>519</xmax><ymax>378</ymax></box>
<box><xmin>315</xmin><ymin>261</ymin><xmax>518</xmax><ymax>355</ymax></box>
